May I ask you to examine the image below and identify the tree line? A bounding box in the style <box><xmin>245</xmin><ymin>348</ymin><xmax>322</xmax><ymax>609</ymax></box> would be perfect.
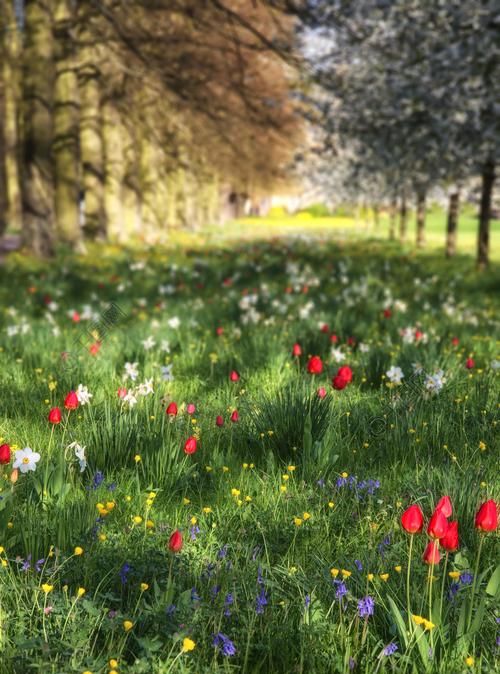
<box><xmin>0</xmin><ymin>0</ymin><xmax>301</xmax><ymax>254</ymax></box>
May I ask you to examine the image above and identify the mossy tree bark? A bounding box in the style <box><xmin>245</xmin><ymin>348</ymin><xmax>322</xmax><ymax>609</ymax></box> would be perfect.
<box><xmin>415</xmin><ymin>191</ymin><xmax>426</xmax><ymax>248</ymax></box>
<box><xmin>102</xmin><ymin>100</ymin><xmax>123</xmax><ymax>242</ymax></box>
<box><xmin>1</xmin><ymin>1</ymin><xmax>23</xmax><ymax>235</ymax></box>
<box><xmin>53</xmin><ymin>0</ymin><xmax>81</xmax><ymax>247</ymax></box>
<box><xmin>22</xmin><ymin>0</ymin><xmax>55</xmax><ymax>256</ymax></box>
<box><xmin>78</xmin><ymin>24</ymin><xmax>105</xmax><ymax>239</ymax></box>
<box><xmin>445</xmin><ymin>190</ymin><xmax>459</xmax><ymax>258</ymax></box>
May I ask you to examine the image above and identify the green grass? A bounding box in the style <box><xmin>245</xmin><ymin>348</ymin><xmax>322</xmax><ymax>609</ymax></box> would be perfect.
<box><xmin>0</xmin><ymin>230</ymin><xmax>498</xmax><ymax>673</ymax></box>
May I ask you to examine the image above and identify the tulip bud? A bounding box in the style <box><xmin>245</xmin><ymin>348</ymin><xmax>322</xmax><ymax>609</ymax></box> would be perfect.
<box><xmin>307</xmin><ymin>356</ymin><xmax>323</xmax><ymax>375</ymax></box>
<box><xmin>332</xmin><ymin>374</ymin><xmax>348</xmax><ymax>390</ymax></box>
<box><xmin>292</xmin><ymin>343</ymin><xmax>302</xmax><ymax>357</ymax></box>
<box><xmin>48</xmin><ymin>407</ymin><xmax>62</xmax><ymax>424</ymax></box>
<box><xmin>317</xmin><ymin>387</ymin><xmax>327</xmax><ymax>399</ymax></box>
<box><xmin>230</xmin><ymin>410</ymin><xmax>239</xmax><ymax>423</ymax></box>
<box><xmin>423</xmin><ymin>541</ymin><xmax>441</xmax><ymax>565</ymax></box>
<box><xmin>64</xmin><ymin>391</ymin><xmax>79</xmax><ymax>410</ymax></box>
<box><xmin>10</xmin><ymin>468</ymin><xmax>19</xmax><ymax>484</ymax></box>
<box><xmin>186</xmin><ymin>403</ymin><xmax>196</xmax><ymax>415</ymax></box>
<box><xmin>168</xmin><ymin>529</ymin><xmax>183</xmax><ymax>553</ymax></box>
<box><xmin>337</xmin><ymin>365</ymin><xmax>353</xmax><ymax>383</ymax></box>
<box><xmin>166</xmin><ymin>402</ymin><xmax>178</xmax><ymax>416</ymax></box>
<box><xmin>0</xmin><ymin>444</ymin><xmax>11</xmax><ymax>465</ymax></box>
<box><xmin>435</xmin><ymin>495</ymin><xmax>452</xmax><ymax>518</ymax></box>
<box><xmin>183</xmin><ymin>436</ymin><xmax>197</xmax><ymax>455</ymax></box>
<box><xmin>427</xmin><ymin>508</ymin><xmax>449</xmax><ymax>540</ymax></box>
<box><xmin>475</xmin><ymin>500</ymin><xmax>498</xmax><ymax>533</ymax></box>
<box><xmin>465</xmin><ymin>358</ymin><xmax>475</xmax><ymax>369</ymax></box>
<box><xmin>229</xmin><ymin>370</ymin><xmax>240</xmax><ymax>382</ymax></box>
<box><xmin>440</xmin><ymin>520</ymin><xmax>459</xmax><ymax>552</ymax></box>
<box><xmin>401</xmin><ymin>504</ymin><xmax>424</xmax><ymax>534</ymax></box>
<box><xmin>216</xmin><ymin>415</ymin><xmax>224</xmax><ymax>427</ymax></box>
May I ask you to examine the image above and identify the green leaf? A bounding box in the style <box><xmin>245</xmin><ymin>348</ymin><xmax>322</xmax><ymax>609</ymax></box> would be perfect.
<box><xmin>387</xmin><ymin>597</ymin><xmax>409</xmax><ymax>648</ymax></box>
<box><xmin>485</xmin><ymin>564</ymin><xmax>500</xmax><ymax>597</ymax></box>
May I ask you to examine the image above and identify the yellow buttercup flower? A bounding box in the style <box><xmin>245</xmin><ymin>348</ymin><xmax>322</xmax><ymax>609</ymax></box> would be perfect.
<box><xmin>379</xmin><ymin>573</ymin><xmax>389</xmax><ymax>582</ymax></box>
<box><xmin>74</xmin><ymin>546</ymin><xmax>84</xmax><ymax>556</ymax></box>
<box><xmin>330</xmin><ymin>568</ymin><xmax>339</xmax><ymax>578</ymax></box>
<box><xmin>302</xmin><ymin>512</ymin><xmax>311</xmax><ymax>521</ymax></box>
<box><xmin>394</xmin><ymin>565</ymin><xmax>402</xmax><ymax>573</ymax></box>
<box><xmin>203</xmin><ymin>507</ymin><xmax>212</xmax><ymax>514</ymax></box>
<box><xmin>465</xmin><ymin>656</ymin><xmax>475</xmax><ymax>667</ymax></box>
<box><xmin>423</xmin><ymin>619</ymin><xmax>435</xmax><ymax>631</ymax></box>
<box><xmin>367</xmin><ymin>573</ymin><xmax>374</xmax><ymax>581</ymax></box>
<box><xmin>76</xmin><ymin>587</ymin><xmax>86</xmax><ymax>598</ymax></box>
<box><xmin>412</xmin><ymin>614</ymin><xmax>424</xmax><ymax>625</ymax></box>
<box><xmin>183</xmin><ymin>497</ymin><xmax>190</xmax><ymax>505</ymax></box>
<box><xmin>134</xmin><ymin>454</ymin><xmax>141</xmax><ymax>463</ymax></box>
<box><xmin>146</xmin><ymin>519</ymin><xmax>154</xmax><ymax>529</ymax></box>
<box><xmin>140</xmin><ymin>582</ymin><xmax>149</xmax><ymax>592</ymax></box>
<box><xmin>341</xmin><ymin>569</ymin><xmax>351</xmax><ymax>579</ymax></box>
<box><xmin>231</xmin><ymin>488</ymin><xmax>240</xmax><ymax>497</ymax></box>
<box><xmin>293</xmin><ymin>517</ymin><xmax>303</xmax><ymax>527</ymax></box>
<box><xmin>190</xmin><ymin>516</ymin><xmax>197</xmax><ymax>525</ymax></box>
<box><xmin>123</xmin><ymin>620</ymin><xmax>134</xmax><ymax>632</ymax></box>
<box><xmin>182</xmin><ymin>637</ymin><xmax>196</xmax><ymax>652</ymax></box>
<box><xmin>449</xmin><ymin>571</ymin><xmax>461</xmax><ymax>579</ymax></box>
<box><xmin>109</xmin><ymin>661</ymin><xmax>118</xmax><ymax>669</ymax></box>
<box><xmin>41</xmin><ymin>583</ymin><xmax>54</xmax><ymax>594</ymax></box>
<box><xmin>133</xmin><ymin>516</ymin><xmax>143</xmax><ymax>524</ymax></box>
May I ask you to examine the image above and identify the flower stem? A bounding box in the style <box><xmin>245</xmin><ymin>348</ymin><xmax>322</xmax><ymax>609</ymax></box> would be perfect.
<box><xmin>406</xmin><ymin>534</ymin><xmax>414</xmax><ymax>631</ymax></box>
<box><xmin>467</xmin><ymin>534</ymin><xmax>484</xmax><ymax>631</ymax></box>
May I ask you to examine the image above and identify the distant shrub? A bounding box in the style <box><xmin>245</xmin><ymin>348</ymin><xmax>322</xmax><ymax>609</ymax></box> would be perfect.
<box><xmin>268</xmin><ymin>206</ymin><xmax>287</xmax><ymax>217</ymax></box>
<box><xmin>298</xmin><ymin>203</ymin><xmax>332</xmax><ymax>217</ymax></box>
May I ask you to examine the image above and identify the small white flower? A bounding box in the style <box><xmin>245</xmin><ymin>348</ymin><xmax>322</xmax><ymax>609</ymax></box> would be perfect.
<box><xmin>137</xmin><ymin>378</ymin><xmax>154</xmax><ymax>396</ymax></box>
<box><xmin>76</xmin><ymin>384</ymin><xmax>92</xmax><ymax>405</ymax></box>
<box><xmin>161</xmin><ymin>364</ymin><xmax>174</xmax><ymax>382</ymax></box>
<box><xmin>160</xmin><ymin>340</ymin><xmax>171</xmax><ymax>353</ymax></box>
<box><xmin>168</xmin><ymin>316</ymin><xmax>180</xmax><ymax>329</ymax></box>
<box><xmin>386</xmin><ymin>366</ymin><xmax>404</xmax><ymax>384</ymax></box>
<box><xmin>13</xmin><ymin>447</ymin><xmax>41</xmax><ymax>473</ymax></box>
<box><xmin>424</xmin><ymin>370</ymin><xmax>446</xmax><ymax>394</ymax></box>
<box><xmin>6</xmin><ymin>325</ymin><xmax>19</xmax><ymax>336</ymax></box>
<box><xmin>47</xmin><ymin>302</ymin><xmax>59</xmax><ymax>312</ymax></box>
<box><xmin>123</xmin><ymin>390</ymin><xmax>138</xmax><ymax>407</ymax></box>
<box><xmin>359</xmin><ymin>343</ymin><xmax>370</xmax><ymax>353</ymax></box>
<box><xmin>491</xmin><ymin>359</ymin><xmax>500</xmax><ymax>371</ymax></box>
<box><xmin>142</xmin><ymin>336</ymin><xmax>156</xmax><ymax>350</ymax></box>
<box><xmin>412</xmin><ymin>362</ymin><xmax>424</xmax><ymax>375</ymax></box>
<box><xmin>124</xmin><ymin>362</ymin><xmax>139</xmax><ymax>381</ymax></box>
<box><xmin>67</xmin><ymin>442</ymin><xmax>87</xmax><ymax>472</ymax></box>
<box><xmin>331</xmin><ymin>347</ymin><xmax>345</xmax><ymax>363</ymax></box>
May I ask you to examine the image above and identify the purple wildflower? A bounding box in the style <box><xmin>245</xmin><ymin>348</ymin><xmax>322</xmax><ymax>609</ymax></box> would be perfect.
<box><xmin>212</xmin><ymin>632</ymin><xmax>236</xmax><ymax>656</ymax></box>
<box><xmin>357</xmin><ymin>595</ymin><xmax>375</xmax><ymax>618</ymax></box>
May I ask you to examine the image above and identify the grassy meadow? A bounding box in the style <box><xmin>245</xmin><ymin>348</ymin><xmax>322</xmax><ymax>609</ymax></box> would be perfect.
<box><xmin>0</xmin><ymin>224</ymin><xmax>498</xmax><ymax>673</ymax></box>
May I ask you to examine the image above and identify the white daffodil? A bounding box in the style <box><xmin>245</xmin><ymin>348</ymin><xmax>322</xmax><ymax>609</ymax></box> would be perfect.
<box><xmin>386</xmin><ymin>366</ymin><xmax>404</xmax><ymax>385</ymax></box>
<box><xmin>13</xmin><ymin>447</ymin><xmax>41</xmax><ymax>473</ymax></box>
<box><xmin>76</xmin><ymin>384</ymin><xmax>93</xmax><ymax>405</ymax></box>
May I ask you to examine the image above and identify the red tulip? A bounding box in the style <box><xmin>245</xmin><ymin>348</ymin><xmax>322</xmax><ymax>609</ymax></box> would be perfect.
<box><xmin>64</xmin><ymin>391</ymin><xmax>79</xmax><ymax>410</ymax></box>
<box><xmin>72</xmin><ymin>311</ymin><xmax>81</xmax><ymax>323</ymax></box>
<box><xmin>216</xmin><ymin>327</ymin><xmax>224</xmax><ymax>336</ymax></box>
<box><xmin>166</xmin><ymin>402</ymin><xmax>178</xmax><ymax>416</ymax></box>
<box><xmin>307</xmin><ymin>356</ymin><xmax>323</xmax><ymax>375</ymax></box>
<box><xmin>465</xmin><ymin>358</ymin><xmax>475</xmax><ymax>369</ymax></box>
<box><xmin>117</xmin><ymin>387</ymin><xmax>127</xmax><ymax>399</ymax></box>
<box><xmin>168</xmin><ymin>529</ymin><xmax>183</xmax><ymax>553</ymax></box>
<box><xmin>292</xmin><ymin>343</ymin><xmax>302</xmax><ymax>357</ymax></box>
<box><xmin>415</xmin><ymin>329</ymin><xmax>424</xmax><ymax>341</ymax></box>
<box><xmin>332</xmin><ymin>374</ymin><xmax>348</xmax><ymax>390</ymax></box>
<box><xmin>347</xmin><ymin>337</ymin><xmax>356</xmax><ymax>347</ymax></box>
<box><xmin>436</xmin><ymin>495</ymin><xmax>452</xmax><ymax>518</ymax></box>
<box><xmin>451</xmin><ymin>337</ymin><xmax>459</xmax><ymax>346</ymax></box>
<box><xmin>337</xmin><ymin>365</ymin><xmax>353</xmax><ymax>383</ymax></box>
<box><xmin>48</xmin><ymin>407</ymin><xmax>62</xmax><ymax>424</ymax></box>
<box><xmin>229</xmin><ymin>370</ymin><xmax>240</xmax><ymax>382</ymax></box>
<box><xmin>427</xmin><ymin>508</ymin><xmax>449</xmax><ymax>540</ymax></box>
<box><xmin>423</xmin><ymin>541</ymin><xmax>441</xmax><ymax>565</ymax></box>
<box><xmin>89</xmin><ymin>341</ymin><xmax>101</xmax><ymax>355</ymax></box>
<box><xmin>330</xmin><ymin>334</ymin><xmax>338</xmax><ymax>344</ymax></box>
<box><xmin>0</xmin><ymin>444</ymin><xmax>11</xmax><ymax>465</ymax></box>
<box><xmin>183</xmin><ymin>436</ymin><xmax>197</xmax><ymax>455</ymax></box>
<box><xmin>230</xmin><ymin>410</ymin><xmax>239</xmax><ymax>423</ymax></box>
<box><xmin>401</xmin><ymin>504</ymin><xmax>424</xmax><ymax>534</ymax></box>
<box><xmin>440</xmin><ymin>520</ymin><xmax>459</xmax><ymax>552</ymax></box>
<box><xmin>216</xmin><ymin>415</ymin><xmax>224</xmax><ymax>427</ymax></box>
<box><xmin>186</xmin><ymin>403</ymin><xmax>196</xmax><ymax>414</ymax></box>
<box><xmin>383</xmin><ymin>308</ymin><xmax>392</xmax><ymax>318</ymax></box>
<box><xmin>317</xmin><ymin>387</ymin><xmax>327</xmax><ymax>399</ymax></box>
<box><xmin>475</xmin><ymin>500</ymin><xmax>498</xmax><ymax>532</ymax></box>
<box><xmin>320</xmin><ymin>323</ymin><xmax>329</xmax><ymax>334</ymax></box>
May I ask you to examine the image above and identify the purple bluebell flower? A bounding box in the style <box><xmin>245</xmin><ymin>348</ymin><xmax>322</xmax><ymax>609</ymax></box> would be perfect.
<box><xmin>189</xmin><ymin>525</ymin><xmax>200</xmax><ymax>541</ymax></box>
<box><xmin>212</xmin><ymin>632</ymin><xmax>236</xmax><ymax>656</ymax></box>
<box><xmin>255</xmin><ymin>587</ymin><xmax>268</xmax><ymax>614</ymax></box>
<box><xmin>211</xmin><ymin>584</ymin><xmax>221</xmax><ymax>598</ymax></box>
<box><xmin>191</xmin><ymin>587</ymin><xmax>201</xmax><ymax>602</ymax></box>
<box><xmin>35</xmin><ymin>558</ymin><xmax>45</xmax><ymax>573</ymax></box>
<box><xmin>334</xmin><ymin>580</ymin><xmax>347</xmax><ymax>600</ymax></box>
<box><xmin>119</xmin><ymin>562</ymin><xmax>131</xmax><ymax>585</ymax></box>
<box><xmin>460</xmin><ymin>572</ymin><xmax>473</xmax><ymax>586</ymax></box>
<box><xmin>21</xmin><ymin>555</ymin><xmax>31</xmax><ymax>572</ymax></box>
<box><xmin>166</xmin><ymin>604</ymin><xmax>176</xmax><ymax>617</ymax></box>
<box><xmin>305</xmin><ymin>594</ymin><xmax>311</xmax><ymax>609</ymax></box>
<box><xmin>357</xmin><ymin>595</ymin><xmax>375</xmax><ymax>618</ymax></box>
<box><xmin>224</xmin><ymin>592</ymin><xmax>234</xmax><ymax>617</ymax></box>
<box><xmin>91</xmin><ymin>471</ymin><xmax>104</xmax><ymax>489</ymax></box>
<box><xmin>218</xmin><ymin>545</ymin><xmax>228</xmax><ymax>559</ymax></box>
<box><xmin>354</xmin><ymin>559</ymin><xmax>363</xmax><ymax>572</ymax></box>
<box><xmin>349</xmin><ymin>657</ymin><xmax>356</xmax><ymax>670</ymax></box>
<box><xmin>382</xmin><ymin>642</ymin><xmax>398</xmax><ymax>656</ymax></box>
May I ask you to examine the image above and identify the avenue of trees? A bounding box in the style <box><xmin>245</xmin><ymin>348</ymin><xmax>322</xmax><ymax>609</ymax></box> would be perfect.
<box><xmin>0</xmin><ymin>0</ymin><xmax>301</xmax><ymax>254</ymax></box>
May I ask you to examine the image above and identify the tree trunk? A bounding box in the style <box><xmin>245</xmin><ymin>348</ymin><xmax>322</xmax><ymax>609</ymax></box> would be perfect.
<box><xmin>477</xmin><ymin>159</ymin><xmax>495</xmax><ymax>270</ymax></box>
<box><xmin>373</xmin><ymin>204</ymin><xmax>380</xmax><ymax>229</ymax></box>
<box><xmin>78</xmin><ymin>26</ymin><xmax>105</xmax><ymax>239</ymax></box>
<box><xmin>102</xmin><ymin>101</ymin><xmax>123</xmax><ymax>242</ymax></box>
<box><xmin>22</xmin><ymin>0</ymin><xmax>55</xmax><ymax>257</ymax></box>
<box><xmin>416</xmin><ymin>191</ymin><xmax>426</xmax><ymax>248</ymax></box>
<box><xmin>0</xmin><ymin>69</ymin><xmax>7</xmax><ymax>236</ymax></box>
<box><xmin>53</xmin><ymin>0</ymin><xmax>80</xmax><ymax>247</ymax></box>
<box><xmin>389</xmin><ymin>198</ymin><xmax>396</xmax><ymax>240</ymax></box>
<box><xmin>399</xmin><ymin>192</ymin><xmax>407</xmax><ymax>242</ymax></box>
<box><xmin>1</xmin><ymin>2</ymin><xmax>23</xmax><ymax>234</ymax></box>
<box><xmin>445</xmin><ymin>190</ymin><xmax>459</xmax><ymax>258</ymax></box>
